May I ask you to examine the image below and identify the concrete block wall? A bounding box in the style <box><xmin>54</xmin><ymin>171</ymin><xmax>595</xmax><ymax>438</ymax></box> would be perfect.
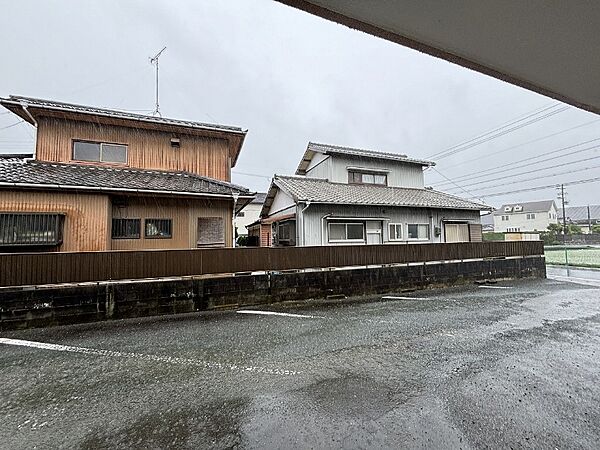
<box><xmin>0</xmin><ymin>256</ymin><xmax>545</xmax><ymax>330</ymax></box>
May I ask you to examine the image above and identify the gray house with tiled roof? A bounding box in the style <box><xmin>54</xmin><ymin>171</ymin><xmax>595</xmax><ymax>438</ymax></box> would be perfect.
<box><xmin>0</xmin><ymin>96</ymin><xmax>254</xmax><ymax>252</ymax></box>
<box><xmin>255</xmin><ymin>142</ymin><xmax>491</xmax><ymax>247</ymax></box>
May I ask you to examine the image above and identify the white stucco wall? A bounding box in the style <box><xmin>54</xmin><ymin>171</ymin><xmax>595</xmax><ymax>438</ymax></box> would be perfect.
<box><xmin>493</xmin><ymin>204</ymin><xmax>558</xmax><ymax>232</ymax></box>
<box><xmin>299</xmin><ymin>203</ymin><xmax>480</xmax><ymax>246</ymax></box>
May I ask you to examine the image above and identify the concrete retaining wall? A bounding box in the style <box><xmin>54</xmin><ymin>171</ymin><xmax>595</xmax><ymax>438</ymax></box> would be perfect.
<box><xmin>0</xmin><ymin>256</ymin><xmax>545</xmax><ymax>330</ymax></box>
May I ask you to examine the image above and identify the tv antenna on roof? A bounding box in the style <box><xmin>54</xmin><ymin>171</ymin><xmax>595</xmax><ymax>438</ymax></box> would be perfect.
<box><xmin>149</xmin><ymin>46</ymin><xmax>167</xmax><ymax>117</ymax></box>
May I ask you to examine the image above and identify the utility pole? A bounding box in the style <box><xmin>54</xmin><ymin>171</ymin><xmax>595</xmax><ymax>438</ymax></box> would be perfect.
<box><xmin>149</xmin><ymin>46</ymin><xmax>167</xmax><ymax>117</ymax></box>
<box><xmin>557</xmin><ymin>184</ymin><xmax>569</xmax><ymax>270</ymax></box>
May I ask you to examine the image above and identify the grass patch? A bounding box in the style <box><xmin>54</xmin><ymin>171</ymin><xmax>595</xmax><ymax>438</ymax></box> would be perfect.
<box><xmin>545</xmin><ymin>247</ymin><xmax>600</xmax><ymax>268</ymax></box>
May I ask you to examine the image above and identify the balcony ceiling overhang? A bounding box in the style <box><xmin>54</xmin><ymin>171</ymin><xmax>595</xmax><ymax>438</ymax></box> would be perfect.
<box><xmin>277</xmin><ymin>0</ymin><xmax>600</xmax><ymax>114</ymax></box>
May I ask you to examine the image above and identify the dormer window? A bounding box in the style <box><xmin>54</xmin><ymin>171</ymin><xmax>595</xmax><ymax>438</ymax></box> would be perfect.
<box><xmin>514</xmin><ymin>205</ymin><xmax>523</xmax><ymax>212</ymax></box>
<box><xmin>348</xmin><ymin>170</ymin><xmax>387</xmax><ymax>186</ymax></box>
<box><xmin>73</xmin><ymin>140</ymin><xmax>127</xmax><ymax>164</ymax></box>
<box><xmin>504</xmin><ymin>206</ymin><xmax>512</xmax><ymax>212</ymax></box>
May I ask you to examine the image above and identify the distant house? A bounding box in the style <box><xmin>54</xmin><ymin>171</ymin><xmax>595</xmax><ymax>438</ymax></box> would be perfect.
<box><xmin>234</xmin><ymin>192</ymin><xmax>266</xmax><ymax>238</ymax></box>
<box><xmin>257</xmin><ymin>142</ymin><xmax>491</xmax><ymax>247</ymax></box>
<box><xmin>493</xmin><ymin>200</ymin><xmax>558</xmax><ymax>233</ymax></box>
<box><xmin>0</xmin><ymin>96</ymin><xmax>254</xmax><ymax>252</ymax></box>
<box><xmin>558</xmin><ymin>205</ymin><xmax>600</xmax><ymax>233</ymax></box>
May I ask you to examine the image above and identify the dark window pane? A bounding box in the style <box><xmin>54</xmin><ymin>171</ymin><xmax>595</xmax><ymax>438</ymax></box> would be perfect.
<box><xmin>102</xmin><ymin>144</ymin><xmax>127</xmax><ymax>163</ymax></box>
<box><xmin>112</xmin><ymin>219</ymin><xmax>140</xmax><ymax>239</ymax></box>
<box><xmin>73</xmin><ymin>141</ymin><xmax>100</xmax><ymax>161</ymax></box>
<box><xmin>407</xmin><ymin>224</ymin><xmax>419</xmax><ymax>239</ymax></box>
<box><xmin>347</xmin><ymin>223</ymin><xmax>364</xmax><ymax>240</ymax></box>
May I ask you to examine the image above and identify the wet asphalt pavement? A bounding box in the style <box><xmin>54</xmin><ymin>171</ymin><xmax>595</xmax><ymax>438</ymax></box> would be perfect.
<box><xmin>1</xmin><ymin>276</ymin><xmax>600</xmax><ymax>449</ymax></box>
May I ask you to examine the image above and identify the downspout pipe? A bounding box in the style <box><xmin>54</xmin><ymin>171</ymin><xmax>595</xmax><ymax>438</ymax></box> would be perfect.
<box><xmin>232</xmin><ymin>192</ymin><xmax>239</xmax><ymax>248</ymax></box>
<box><xmin>20</xmin><ymin>102</ymin><xmax>37</xmax><ymax>160</ymax></box>
<box><xmin>300</xmin><ymin>201</ymin><xmax>311</xmax><ymax>246</ymax></box>
<box><xmin>321</xmin><ymin>213</ymin><xmax>332</xmax><ymax>246</ymax></box>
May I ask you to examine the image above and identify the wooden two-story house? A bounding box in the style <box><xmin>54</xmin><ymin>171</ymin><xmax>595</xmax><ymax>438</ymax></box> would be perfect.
<box><xmin>0</xmin><ymin>96</ymin><xmax>254</xmax><ymax>252</ymax></box>
<box><xmin>254</xmin><ymin>142</ymin><xmax>490</xmax><ymax>246</ymax></box>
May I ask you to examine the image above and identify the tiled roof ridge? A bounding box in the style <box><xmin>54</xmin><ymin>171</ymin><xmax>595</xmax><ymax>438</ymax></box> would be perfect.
<box><xmin>308</xmin><ymin>141</ymin><xmax>408</xmax><ymax>159</ymax></box>
<box><xmin>307</xmin><ymin>141</ymin><xmax>434</xmax><ymax>166</ymax></box>
<box><xmin>276</xmin><ymin>174</ymin><xmax>482</xmax><ymax>199</ymax></box>
<box><xmin>2</xmin><ymin>95</ymin><xmax>246</xmax><ymax>134</ymax></box>
<box><xmin>23</xmin><ymin>159</ymin><xmax>249</xmax><ymax>192</ymax></box>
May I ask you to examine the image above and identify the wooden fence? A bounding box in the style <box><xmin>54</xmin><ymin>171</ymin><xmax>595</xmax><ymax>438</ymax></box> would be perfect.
<box><xmin>0</xmin><ymin>241</ymin><xmax>544</xmax><ymax>287</ymax></box>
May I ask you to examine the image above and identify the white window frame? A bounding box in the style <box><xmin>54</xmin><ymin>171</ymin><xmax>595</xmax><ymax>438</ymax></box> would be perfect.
<box><xmin>327</xmin><ymin>222</ymin><xmax>365</xmax><ymax>243</ymax></box>
<box><xmin>406</xmin><ymin>223</ymin><xmax>430</xmax><ymax>241</ymax></box>
<box><xmin>389</xmin><ymin>223</ymin><xmax>403</xmax><ymax>241</ymax></box>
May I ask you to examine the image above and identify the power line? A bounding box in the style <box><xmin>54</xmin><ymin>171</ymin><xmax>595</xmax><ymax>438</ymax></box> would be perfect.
<box><xmin>460</xmin><ymin>161</ymin><xmax>600</xmax><ymax>195</ymax></box>
<box><xmin>427</xmin><ymin>103</ymin><xmax>561</xmax><ymax>159</ymax></box>
<box><xmin>433</xmin><ymin>138</ymin><xmax>600</xmax><ymax>188</ymax></box>
<box><xmin>427</xmin><ymin>103</ymin><xmax>567</xmax><ymax>160</ymax></box>
<box><xmin>428</xmin><ymin>106</ymin><xmax>570</xmax><ymax>161</ymax></box>
<box><xmin>429</xmin><ymin>167</ymin><xmax>484</xmax><ymax>202</ymax></box>
<box><xmin>431</xmin><ymin>118</ymin><xmax>600</xmax><ymax>175</ymax></box>
<box><xmin>231</xmin><ymin>170</ymin><xmax>272</xmax><ymax>180</ymax></box>
<box><xmin>0</xmin><ymin>120</ymin><xmax>25</xmax><ymax>131</ymax></box>
<box><xmin>469</xmin><ymin>176</ymin><xmax>600</xmax><ymax>199</ymax></box>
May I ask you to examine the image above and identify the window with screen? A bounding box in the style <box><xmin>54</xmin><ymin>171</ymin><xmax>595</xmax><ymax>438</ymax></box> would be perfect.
<box><xmin>145</xmin><ymin>219</ymin><xmax>172</xmax><ymax>238</ymax></box>
<box><xmin>407</xmin><ymin>224</ymin><xmax>430</xmax><ymax>240</ymax></box>
<box><xmin>111</xmin><ymin>218</ymin><xmax>141</xmax><ymax>239</ymax></box>
<box><xmin>389</xmin><ymin>223</ymin><xmax>403</xmax><ymax>240</ymax></box>
<box><xmin>197</xmin><ymin>217</ymin><xmax>225</xmax><ymax>247</ymax></box>
<box><xmin>73</xmin><ymin>141</ymin><xmax>127</xmax><ymax>163</ymax></box>
<box><xmin>0</xmin><ymin>213</ymin><xmax>64</xmax><ymax>246</ymax></box>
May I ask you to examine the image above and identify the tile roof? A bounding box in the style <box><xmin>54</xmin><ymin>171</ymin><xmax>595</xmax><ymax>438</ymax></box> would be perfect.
<box><xmin>0</xmin><ymin>96</ymin><xmax>246</xmax><ymax>135</ymax></box>
<box><xmin>296</xmin><ymin>142</ymin><xmax>434</xmax><ymax>175</ymax></box>
<box><xmin>250</xmin><ymin>192</ymin><xmax>267</xmax><ymax>204</ymax></box>
<box><xmin>273</xmin><ymin>175</ymin><xmax>490</xmax><ymax>211</ymax></box>
<box><xmin>0</xmin><ymin>157</ymin><xmax>252</xmax><ymax>198</ymax></box>
<box><xmin>558</xmin><ymin>205</ymin><xmax>600</xmax><ymax>222</ymax></box>
<box><xmin>493</xmin><ymin>200</ymin><xmax>556</xmax><ymax>216</ymax></box>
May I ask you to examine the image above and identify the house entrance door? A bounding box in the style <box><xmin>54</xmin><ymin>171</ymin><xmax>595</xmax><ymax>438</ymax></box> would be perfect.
<box><xmin>366</xmin><ymin>221</ymin><xmax>382</xmax><ymax>244</ymax></box>
<box><xmin>444</xmin><ymin>223</ymin><xmax>470</xmax><ymax>242</ymax></box>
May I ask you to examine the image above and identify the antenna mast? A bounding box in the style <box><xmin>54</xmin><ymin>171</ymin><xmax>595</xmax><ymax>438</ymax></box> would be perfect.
<box><xmin>149</xmin><ymin>46</ymin><xmax>167</xmax><ymax>116</ymax></box>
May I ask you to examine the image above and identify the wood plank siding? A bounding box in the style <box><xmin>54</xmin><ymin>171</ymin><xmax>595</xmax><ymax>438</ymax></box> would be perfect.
<box><xmin>36</xmin><ymin>117</ymin><xmax>232</xmax><ymax>181</ymax></box>
<box><xmin>110</xmin><ymin>196</ymin><xmax>233</xmax><ymax>250</ymax></box>
<box><xmin>0</xmin><ymin>190</ymin><xmax>110</xmax><ymax>251</ymax></box>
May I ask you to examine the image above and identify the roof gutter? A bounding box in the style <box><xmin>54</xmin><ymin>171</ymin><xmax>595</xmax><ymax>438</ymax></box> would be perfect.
<box><xmin>0</xmin><ymin>182</ymin><xmax>255</xmax><ymax>200</ymax></box>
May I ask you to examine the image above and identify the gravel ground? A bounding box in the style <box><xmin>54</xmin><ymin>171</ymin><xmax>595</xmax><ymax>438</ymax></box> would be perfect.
<box><xmin>1</xmin><ymin>277</ymin><xmax>600</xmax><ymax>449</ymax></box>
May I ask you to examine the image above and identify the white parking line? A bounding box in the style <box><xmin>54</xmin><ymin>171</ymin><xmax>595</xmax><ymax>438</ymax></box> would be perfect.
<box><xmin>0</xmin><ymin>338</ymin><xmax>298</xmax><ymax>376</ymax></box>
<box><xmin>478</xmin><ymin>285</ymin><xmax>512</xmax><ymax>289</ymax></box>
<box><xmin>547</xmin><ymin>275</ymin><xmax>600</xmax><ymax>287</ymax></box>
<box><xmin>236</xmin><ymin>310</ymin><xmax>324</xmax><ymax>319</ymax></box>
<box><xmin>382</xmin><ymin>296</ymin><xmax>425</xmax><ymax>300</ymax></box>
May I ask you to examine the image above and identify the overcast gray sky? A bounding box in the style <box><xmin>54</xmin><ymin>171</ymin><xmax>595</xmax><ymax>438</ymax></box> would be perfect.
<box><xmin>1</xmin><ymin>0</ymin><xmax>599</xmax><ymax>208</ymax></box>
